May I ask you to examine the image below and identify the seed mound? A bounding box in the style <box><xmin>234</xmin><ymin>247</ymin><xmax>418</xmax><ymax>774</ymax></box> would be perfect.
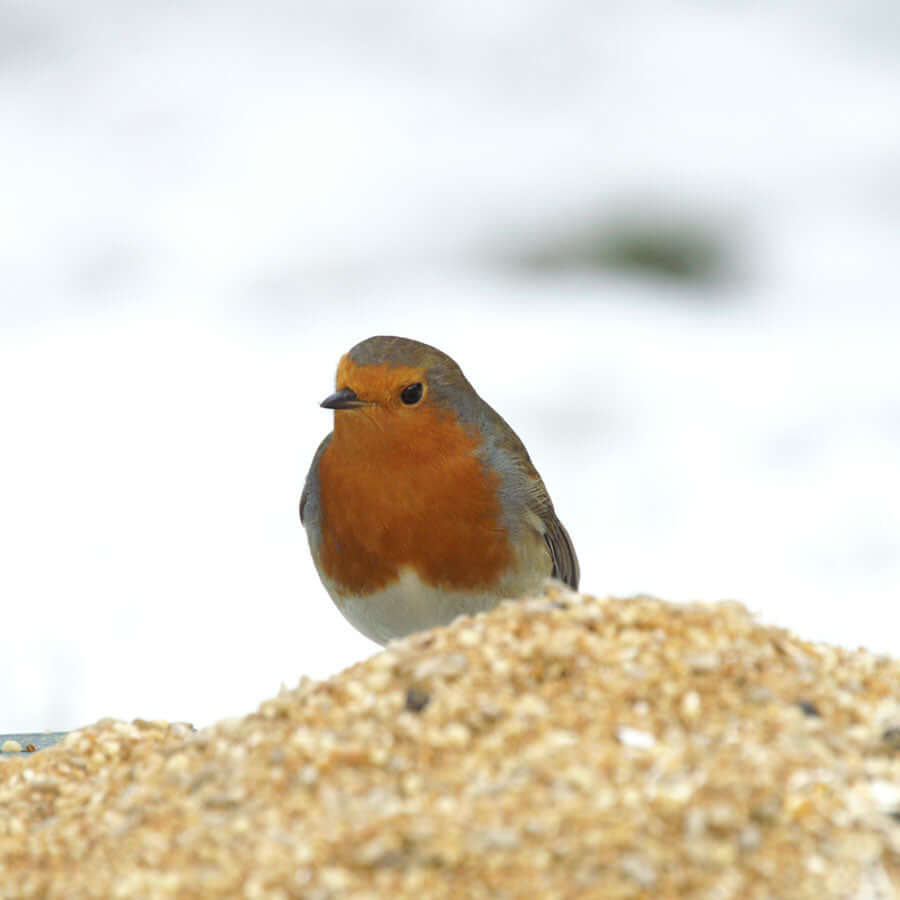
<box><xmin>2</xmin><ymin>590</ymin><xmax>899</xmax><ymax>898</ymax></box>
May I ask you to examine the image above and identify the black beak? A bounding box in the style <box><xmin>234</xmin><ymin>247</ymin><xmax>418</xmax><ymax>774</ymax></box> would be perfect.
<box><xmin>320</xmin><ymin>387</ymin><xmax>367</xmax><ymax>410</ymax></box>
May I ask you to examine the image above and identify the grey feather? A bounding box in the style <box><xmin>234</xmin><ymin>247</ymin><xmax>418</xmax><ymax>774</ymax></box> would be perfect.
<box><xmin>299</xmin><ymin>434</ymin><xmax>331</xmax><ymax>538</ymax></box>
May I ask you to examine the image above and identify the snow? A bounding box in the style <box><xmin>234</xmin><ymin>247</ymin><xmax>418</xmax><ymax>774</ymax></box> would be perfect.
<box><xmin>1</xmin><ymin>0</ymin><xmax>899</xmax><ymax>731</ymax></box>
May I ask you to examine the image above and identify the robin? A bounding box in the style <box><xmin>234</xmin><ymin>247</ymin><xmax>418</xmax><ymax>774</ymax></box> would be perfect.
<box><xmin>300</xmin><ymin>336</ymin><xmax>579</xmax><ymax>645</ymax></box>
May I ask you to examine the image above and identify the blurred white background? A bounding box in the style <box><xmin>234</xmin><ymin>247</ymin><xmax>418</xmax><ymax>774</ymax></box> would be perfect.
<box><xmin>2</xmin><ymin>0</ymin><xmax>899</xmax><ymax>731</ymax></box>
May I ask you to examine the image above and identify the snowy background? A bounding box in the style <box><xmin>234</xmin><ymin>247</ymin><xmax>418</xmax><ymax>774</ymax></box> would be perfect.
<box><xmin>2</xmin><ymin>0</ymin><xmax>899</xmax><ymax>731</ymax></box>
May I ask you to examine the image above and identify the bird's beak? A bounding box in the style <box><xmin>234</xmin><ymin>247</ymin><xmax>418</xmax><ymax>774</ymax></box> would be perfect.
<box><xmin>320</xmin><ymin>387</ymin><xmax>368</xmax><ymax>410</ymax></box>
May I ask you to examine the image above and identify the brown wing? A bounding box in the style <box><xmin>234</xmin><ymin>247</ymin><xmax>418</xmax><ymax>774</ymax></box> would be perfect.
<box><xmin>542</xmin><ymin>512</ymin><xmax>580</xmax><ymax>590</ymax></box>
<box><xmin>473</xmin><ymin>399</ymin><xmax>581</xmax><ymax>591</ymax></box>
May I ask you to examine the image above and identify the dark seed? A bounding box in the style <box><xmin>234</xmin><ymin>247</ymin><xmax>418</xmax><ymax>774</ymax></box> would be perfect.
<box><xmin>405</xmin><ymin>687</ymin><xmax>431</xmax><ymax>713</ymax></box>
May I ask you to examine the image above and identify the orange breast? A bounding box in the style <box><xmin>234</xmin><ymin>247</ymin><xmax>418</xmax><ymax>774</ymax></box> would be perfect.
<box><xmin>316</xmin><ymin>405</ymin><xmax>512</xmax><ymax>595</ymax></box>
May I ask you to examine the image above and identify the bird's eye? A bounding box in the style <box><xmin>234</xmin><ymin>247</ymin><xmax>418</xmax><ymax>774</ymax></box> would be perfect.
<box><xmin>400</xmin><ymin>382</ymin><xmax>423</xmax><ymax>405</ymax></box>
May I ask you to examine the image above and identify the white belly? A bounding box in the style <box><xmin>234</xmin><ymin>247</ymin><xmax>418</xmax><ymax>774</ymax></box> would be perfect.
<box><xmin>318</xmin><ymin>562</ymin><xmax>549</xmax><ymax>646</ymax></box>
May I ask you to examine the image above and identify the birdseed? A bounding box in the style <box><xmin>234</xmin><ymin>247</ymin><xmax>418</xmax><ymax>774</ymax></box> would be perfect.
<box><xmin>1</xmin><ymin>589</ymin><xmax>899</xmax><ymax>898</ymax></box>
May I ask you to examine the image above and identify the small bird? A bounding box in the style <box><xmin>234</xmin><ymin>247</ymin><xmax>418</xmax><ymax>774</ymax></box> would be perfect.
<box><xmin>300</xmin><ymin>336</ymin><xmax>579</xmax><ymax>645</ymax></box>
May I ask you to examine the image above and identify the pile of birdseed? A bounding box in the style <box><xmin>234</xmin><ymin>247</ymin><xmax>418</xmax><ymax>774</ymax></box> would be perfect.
<box><xmin>2</xmin><ymin>590</ymin><xmax>900</xmax><ymax>899</ymax></box>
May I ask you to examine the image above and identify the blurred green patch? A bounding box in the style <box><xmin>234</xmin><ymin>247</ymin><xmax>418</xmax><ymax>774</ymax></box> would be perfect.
<box><xmin>507</xmin><ymin>216</ymin><xmax>736</xmax><ymax>286</ymax></box>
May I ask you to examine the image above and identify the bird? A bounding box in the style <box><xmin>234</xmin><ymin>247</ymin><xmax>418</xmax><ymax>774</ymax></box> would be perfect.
<box><xmin>300</xmin><ymin>336</ymin><xmax>579</xmax><ymax>645</ymax></box>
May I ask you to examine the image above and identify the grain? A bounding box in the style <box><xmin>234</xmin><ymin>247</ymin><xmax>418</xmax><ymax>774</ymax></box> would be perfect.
<box><xmin>2</xmin><ymin>589</ymin><xmax>899</xmax><ymax>898</ymax></box>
